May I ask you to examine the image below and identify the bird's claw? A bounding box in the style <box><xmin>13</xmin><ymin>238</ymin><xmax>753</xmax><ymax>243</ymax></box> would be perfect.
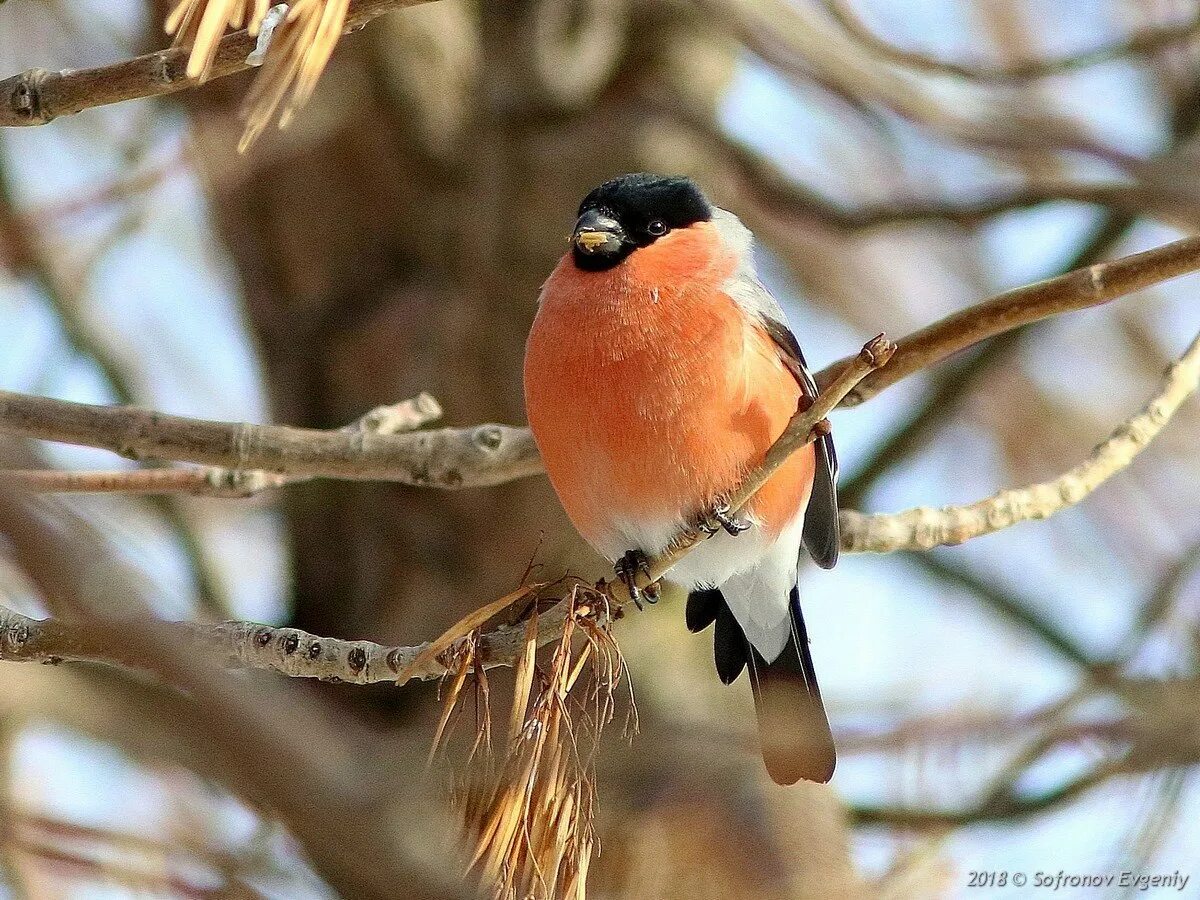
<box><xmin>615</xmin><ymin>549</ymin><xmax>658</xmax><ymax>610</ymax></box>
<box><xmin>697</xmin><ymin>502</ymin><xmax>751</xmax><ymax>537</ymax></box>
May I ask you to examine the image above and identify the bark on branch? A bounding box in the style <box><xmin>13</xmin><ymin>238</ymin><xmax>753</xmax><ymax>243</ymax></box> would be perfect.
<box><xmin>0</xmin><ymin>605</ymin><xmax>527</xmax><ymax>686</ymax></box>
<box><xmin>0</xmin><ymin>391</ymin><xmax>539</xmax><ymax>490</ymax></box>
<box><xmin>0</xmin><ymin>393</ymin><xmax>445</xmax><ymax>496</ymax></box>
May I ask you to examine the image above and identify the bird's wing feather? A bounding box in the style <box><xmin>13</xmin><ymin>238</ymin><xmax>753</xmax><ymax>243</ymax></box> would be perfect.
<box><xmin>711</xmin><ymin>207</ymin><xmax>839</xmax><ymax>568</ymax></box>
<box><xmin>759</xmin><ymin>316</ymin><xmax>839</xmax><ymax>569</ymax></box>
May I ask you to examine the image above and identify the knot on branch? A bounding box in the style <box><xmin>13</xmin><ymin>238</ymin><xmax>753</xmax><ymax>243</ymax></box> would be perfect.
<box><xmin>3</xmin><ymin>68</ymin><xmax>51</xmax><ymax>125</ymax></box>
<box><xmin>471</xmin><ymin>425</ymin><xmax>505</xmax><ymax>451</ymax></box>
<box><xmin>5</xmin><ymin>621</ymin><xmax>30</xmax><ymax>649</ymax></box>
<box><xmin>203</xmin><ymin>467</ymin><xmax>286</xmax><ymax>497</ymax></box>
<box><xmin>860</xmin><ymin>333</ymin><xmax>896</xmax><ymax>367</ymax></box>
<box><xmin>354</xmin><ymin>392</ymin><xmax>443</xmax><ymax>435</ymax></box>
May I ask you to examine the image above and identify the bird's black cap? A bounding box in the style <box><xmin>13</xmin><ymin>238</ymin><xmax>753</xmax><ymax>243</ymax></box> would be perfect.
<box><xmin>578</xmin><ymin>173</ymin><xmax>712</xmax><ymax>230</ymax></box>
<box><xmin>572</xmin><ymin>173</ymin><xmax>712</xmax><ymax>270</ymax></box>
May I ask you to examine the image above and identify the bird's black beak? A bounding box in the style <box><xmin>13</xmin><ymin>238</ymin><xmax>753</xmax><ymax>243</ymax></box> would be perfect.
<box><xmin>572</xmin><ymin>209</ymin><xmax>626</xmax><ymax>268</ymax></box>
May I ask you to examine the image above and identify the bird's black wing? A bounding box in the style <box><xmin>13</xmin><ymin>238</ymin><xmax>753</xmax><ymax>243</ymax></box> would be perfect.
<box><xmin>761</xmin><ymin>318</ymin><xmax>840</xmax><ymax>570</ymax></box>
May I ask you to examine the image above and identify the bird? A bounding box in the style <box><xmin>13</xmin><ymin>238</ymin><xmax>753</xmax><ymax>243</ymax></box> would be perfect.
<box><xmin>523</xmin><ymin>173</ymin><xmax>839</xmax><ymax>784</ymax></box>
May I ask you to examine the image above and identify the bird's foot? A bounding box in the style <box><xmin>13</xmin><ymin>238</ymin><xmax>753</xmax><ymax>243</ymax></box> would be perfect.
<box><xmin>615</xmin><ymin>549</ymin><xmax>658</xmax><ymax>610</ymax></box>
<box><xmin>697</xmin><ymin>502</ymin><xmax>751</xmax><ymax>537</ymax></box>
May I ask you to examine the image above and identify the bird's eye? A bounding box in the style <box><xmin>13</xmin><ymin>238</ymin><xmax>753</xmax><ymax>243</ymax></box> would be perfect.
<box><xmin>646</xmin><ymin>220</ymin><xmax>668</xmax><ymax>237</ymax></box>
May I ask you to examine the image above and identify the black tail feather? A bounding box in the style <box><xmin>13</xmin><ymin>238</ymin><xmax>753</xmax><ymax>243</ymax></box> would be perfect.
<box><xmin>685</xmin><ymin>588</ymin><xmax>722</xmax><ymax>633</ymax></box>
<box><xmin>687</xmin><ymin>586</ymin><xmax>836</xmax><ymax>784</ymax></box>
<box><xmin>713</xmin><ymin>601</ymin><xmax>748</xmax><ymax>684</ymax></box>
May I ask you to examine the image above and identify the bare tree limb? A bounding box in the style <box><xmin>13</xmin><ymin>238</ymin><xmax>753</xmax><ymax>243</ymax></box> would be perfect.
<box><xmin>0</xmin><ymin>605</ymin><xmax>448</xmax><ymax>685</ymax></box>
<box><xmin>841</xmin><ymin>331</ymin><xmax>1200</xmax><ymax>553</ymax></box>
<box><xmin>819</xmin><ymin>233</ymin><xmax>1200</xmax><ymax>405</ymax></box>
<box><xmin>1</xmin><ymin>393</ymin><xmax>444</xmax><ymax>497</ymax></box>
<box><xmin>0</xmin><ymin>390</ymin><xmax>538</xmax><ymax>489</ymax></box>
<box><xmin>0</xmin><ymin>467</ymin><xmax>287</xmax><ymax>497</ymax></box>
<box><xmin>0</xmin><ymin>0</ymin><xmax>427</xmax><ymax>128</ymax></box>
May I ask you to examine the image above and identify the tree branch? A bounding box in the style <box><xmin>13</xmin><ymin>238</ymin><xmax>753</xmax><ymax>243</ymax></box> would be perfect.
<box><xmin>841</xmin><ymin>331</ymin><xmax>1200</xmax><ymax>553</ymax></box>
<box><xmin>0</xmin><ymin>390</ymin><xmax>539</xmax><ymax>490</ymax></box>
<box><xmin>818</xmin><ymin>233</ymin><xmax>1200</xmax><ymax>405</ymax></box>
<box><xmin>0</xmin><ymin>0</ymin><xmax>426</xmax><ymax>128</ymax></box>
<box><xmin>0</xmin><ymin>467</ymin><xmax>287</xmax><ymax>497</ymax></box>
<box><xmin>0</xmin><ymin>605</ymin><xmax>472</xmax><ymax>685</ymax></box>
<box><xmin>1</xmin><ymin>393</ymin><xmax>444</xmax><ymax>497</ymax></box>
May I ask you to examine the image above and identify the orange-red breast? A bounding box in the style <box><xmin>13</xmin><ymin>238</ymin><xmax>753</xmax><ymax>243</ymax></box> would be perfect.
<box><xmin>524</xmin><ymin>174</ymin><xmax>839</xmax><ymax>784</ymax></box>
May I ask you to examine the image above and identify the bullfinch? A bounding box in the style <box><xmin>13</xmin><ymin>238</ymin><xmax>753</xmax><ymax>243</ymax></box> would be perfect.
<box><xmin>523</xmin><ymin>173</ymin><xmax>839</xmax><ymax>784</ymax></box>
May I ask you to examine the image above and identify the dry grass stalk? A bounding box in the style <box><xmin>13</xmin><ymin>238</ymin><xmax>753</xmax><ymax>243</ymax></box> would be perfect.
<box><xmin>436</xmin><ymin>585</ymin><xmax>635</xmax><ymax>900</ymax></box>
<box><xmin>398</xmin><ymin>584</ymin><xmax>536</xmax><ymax>685</ymax></box>
<box><xmin>165</xmin><ymin>0</ymin><xmax>271</xmax><ymax>79</ymax></box>
<box><xmin>238</xmin><ymin>0</ymin><xmax>352</xmax><ymax>150</ymax></box>
<box><xmin>165</xmin><ymin>0</ymin><xmax>352</xmax><ymax>151</ymax></box>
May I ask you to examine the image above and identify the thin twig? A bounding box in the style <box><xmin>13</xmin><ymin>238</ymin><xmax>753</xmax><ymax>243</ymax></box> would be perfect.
<box><xmin>0</xmin><ymin>467</ymin><xmax>285</xmax><ymax>497</ymax></box>
<box><xmin>818</xmin><ymin>233</ymin><xmax>1200</xmax><ymax>405</ymax></box>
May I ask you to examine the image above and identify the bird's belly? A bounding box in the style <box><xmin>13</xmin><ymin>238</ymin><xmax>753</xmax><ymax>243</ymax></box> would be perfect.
<box><xmin>525</xmin><ymin>280</ymin><xmax>812</xmax><ymax>574</ymax></box>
